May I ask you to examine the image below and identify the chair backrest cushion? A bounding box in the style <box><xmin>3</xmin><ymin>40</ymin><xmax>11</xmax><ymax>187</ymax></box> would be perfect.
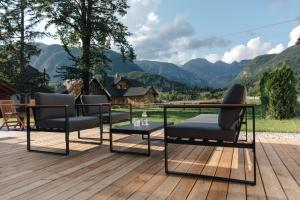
<box><xmin>80</xmin><ymin>95</ymin><xmax>109</xmax><ymax>115</ymax></box>
<box><xmin>218</xmin><ymin>84</ymin><xmax>247</xmax><ymax>130</ymax></box>
<box><xmin>35</xmin><ymin>93</ymin><xmax>76</xmax><ymax>121</ymax></box>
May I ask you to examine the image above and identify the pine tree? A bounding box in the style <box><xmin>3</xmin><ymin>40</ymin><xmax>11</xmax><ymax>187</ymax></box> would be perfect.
<box><xmin>0</xmin><ymin>0</ymin><xmax>46</xmax><ymax>94</ymax></box>
<box><xmin>43</xmin><ymin>0</ymin><xmax>135</xmax><ymax>94</ymax></box>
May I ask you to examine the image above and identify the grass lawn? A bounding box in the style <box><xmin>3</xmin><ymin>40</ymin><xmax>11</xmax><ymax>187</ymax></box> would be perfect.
<box><xmin>116</xmin><ymin>106</ymin><xmax>300</xmax><ymax>133</ymax></box>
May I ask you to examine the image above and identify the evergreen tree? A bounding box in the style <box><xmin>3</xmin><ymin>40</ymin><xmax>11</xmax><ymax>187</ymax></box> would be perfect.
<box><xmin>0</xmin><ymin>0</ymin><xmax>46</xmax><ymax>95</ymax></box>
<box><xmin>260</xmin><ymin>63</ymin><xmax>297</xmax><ymax>119</ymax></box>
<box><xmin>43</xmin><ymin>0</ymin><xmax>135</xmax><ymax>94</ymax></box>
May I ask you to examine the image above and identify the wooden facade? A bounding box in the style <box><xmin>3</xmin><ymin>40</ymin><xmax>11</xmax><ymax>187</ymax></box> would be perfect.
<box><xmin>0</xmin><ymin>79</ymin><xmax>16</xmax><ymax>100</ymax></box>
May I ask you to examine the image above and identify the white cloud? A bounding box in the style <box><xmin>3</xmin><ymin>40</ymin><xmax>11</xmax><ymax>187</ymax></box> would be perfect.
<box><xmin>288</xmin><ymin>25</ymin><xmax>300</xmax><ymax>47</ymax></box>
<box><xmin>147</xmin><ymin>12</ymin><xmax>159</xmax><ymax>24</ymax></box>
<box><xmin>205</xmin><ymin>54</ymin><xmax>220</xmax><ymax>63</ymax></box>
<box><xmin>267</xmin><ymin>43</ymin><xmax>285</xmax><ymax>54</ymax></box>
<box><xmin>222</xmin><ymin>37</ymin><xmax>275</xmax><ymax>63</ymax></box>
<box><xmin>123</xmin><ymin>0</ymin><xmax>230</xmax><ymax>64</ymax></box>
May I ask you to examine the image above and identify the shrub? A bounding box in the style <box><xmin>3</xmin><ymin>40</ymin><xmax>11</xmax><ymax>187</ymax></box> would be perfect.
<box><xmin>260</xmin><ymin>63</ymin><xmax>297</xmax><ymax>119</ymax></box>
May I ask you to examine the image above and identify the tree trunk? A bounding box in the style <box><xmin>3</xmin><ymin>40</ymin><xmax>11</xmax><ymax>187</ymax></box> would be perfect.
<box><xmin>80</xmin><ymin>0</ymin><xmax>92</xmax><ymax>95</ymax></box>
<box><xmin>18</xmin><ymin>0</ymin><xmax>26</xmax><ymax>100</ymax></box>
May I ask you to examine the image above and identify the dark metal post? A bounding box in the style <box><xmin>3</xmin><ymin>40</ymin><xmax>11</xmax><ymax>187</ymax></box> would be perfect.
<box><xmin>99</xmin><ymin>104</ymin><xmax>103</xmax><ymax>144</ymax></box>
<box><xmin>109</xmin><ymin>105</ymin><xmax>113</xmax><ymax>152</ymax></box>
<box><xmin>147</xmin><ymin>133</ymin><xmax>151</xmax><ymax>156</ymax></box>
<box><xmin>26</xmin><ymin>106</ymin><xmax>31</xmax><ymax>151</ymax></box>
<box><xmin>130</xmin><ymin>104</ymin><xmax>132</xmax><ymax>124</ymax></box>
<box><xmin>245</xmin><ymin>109</ymin><xmax>248</xmax><ymax>141</ymax></box>
<box><xmin>78</xmin><ymin>130</ymin><xmax>81</xmax><ymax>139</ymax></box>
<box><xmin>164</xmin><ymin>106</ymin><xmax>169</xmax><ymax>173</ymax></box>
<box><xmin>252</xmin><ymin>106</ymin><xmax>256</xmax><ymax>185</ymax></box>
<box><xmin>65</xmin><ymin>106</ymin><xmax>70</xmax><ymax>155</ymax></box>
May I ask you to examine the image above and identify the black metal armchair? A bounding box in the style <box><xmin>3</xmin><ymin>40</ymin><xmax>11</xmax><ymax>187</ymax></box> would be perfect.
<box><xmin>163</xmin><ymin>84</ymin><xmax>256</xmax><ymax>185</ymax></box>
<box><xmin>26</xmin><ymin>93</ymin><xmax>103</xmax><ymax>155</ymax></box>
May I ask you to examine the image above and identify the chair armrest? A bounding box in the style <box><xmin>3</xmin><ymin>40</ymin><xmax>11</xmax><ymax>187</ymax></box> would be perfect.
<box><xmin>76</xmin><ymin>103</ymin><xmax>111</xmax><ymax>107</ymax></box>
<box><xmin>164</xmin><ymin>103</ymin><xmax>255</xmax><ymax>109</ymax></box>
<box><xmin>28</xmin><ymin>105</ymin><xmax>69</xmax><ymax>108</ymax></box>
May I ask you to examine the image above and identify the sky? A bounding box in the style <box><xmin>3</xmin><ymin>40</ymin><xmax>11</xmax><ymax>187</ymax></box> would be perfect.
<box><xmin>38</xmin><ymin>0</ymin><xmax>300</xmax><ymax>64</ymax></box>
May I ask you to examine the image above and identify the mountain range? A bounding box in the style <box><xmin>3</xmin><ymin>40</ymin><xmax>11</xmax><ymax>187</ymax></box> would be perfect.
<box><xmin>182</xmin><ymin>59</ymin><xmax>251</xmax><ymax>88</ymax></box>
<box><xmin>134</xmin><ymin>60</ymin><xmax>207</xmax><ymax>86</ymax></box>
<box><xmin>30</xmin><ymin>43</ymin><xmax>300</xmax><ymax>89</ymax></box>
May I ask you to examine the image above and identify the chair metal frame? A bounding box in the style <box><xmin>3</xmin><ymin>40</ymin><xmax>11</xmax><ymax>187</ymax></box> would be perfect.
<box><xmin>26</xmin><ymin>104</ymin><xmax>104</xmax><ymax>155</ymax></box>
<box><xmin>163</xmin><ymin>104</ymin><xmax>256</xmax><ymax>185</ymax></box>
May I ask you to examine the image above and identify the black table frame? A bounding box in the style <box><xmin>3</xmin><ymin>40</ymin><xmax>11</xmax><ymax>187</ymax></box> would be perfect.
<box><xmin>109</xmin><ymin>122</ymin><xmax>167</xmax><ymax>156</ymax></box>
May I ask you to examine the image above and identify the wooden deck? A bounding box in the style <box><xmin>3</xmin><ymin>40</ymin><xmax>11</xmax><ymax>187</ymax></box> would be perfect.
<box><xmin>0</xmin><ymin>128</ymin><xmax>299</xmax><ymax>200</ymax></box>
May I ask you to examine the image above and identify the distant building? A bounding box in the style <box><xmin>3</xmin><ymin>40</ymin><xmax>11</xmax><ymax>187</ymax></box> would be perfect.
<box><xmin>60</xmin><ymin>74</ymin><xmax>158</xmax><ymax>105</ymax></box>
<box><xmin>0</xmin><ymin>79</ymin><xmax>16</xmax><ymax>100</ymax></box>
<box><xmin>102</xmin><ymin>74</ymin><xmax>158</xmax><ymax>105</ymax></box>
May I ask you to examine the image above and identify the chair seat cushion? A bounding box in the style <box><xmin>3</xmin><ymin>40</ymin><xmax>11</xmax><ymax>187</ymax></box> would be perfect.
<box><xmin>102</xmin><ymin>112</ymin><xmax>130</xmax><ymax>123</ymax></box>
<box><xmin>167</xmin><ymin>114</ymin><xmax>237</xmax><ymax>142</ymax></box>
<box><xmin>37</xmin><ymin>116</ymin><xmax>99</xmax><ymax>132</ymax></box>
<box><xmin>184</xmin><ymin>114</ymin><xmax>218</xmax><ymax>124</ymax></box>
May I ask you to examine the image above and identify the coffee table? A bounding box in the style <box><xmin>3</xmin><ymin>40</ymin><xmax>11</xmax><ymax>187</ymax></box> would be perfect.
<box><xmin>109</xmin><ymin>122</ymin><xmax>170</xmax><ymax>156</ymax></box>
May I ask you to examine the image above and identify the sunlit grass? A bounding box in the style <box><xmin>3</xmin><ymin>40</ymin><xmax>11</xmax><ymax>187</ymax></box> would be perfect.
<box><xmin>116</xmin><ymin>107</ymin><xmax>300</xmax><ymax>133</ymax></box>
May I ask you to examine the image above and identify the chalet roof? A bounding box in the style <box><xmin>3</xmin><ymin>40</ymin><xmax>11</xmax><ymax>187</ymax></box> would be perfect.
<box><xmin>97</xmin><ymin>76</ymin><xmax>157</xmax><ymax>97</ymax></box>
<box><xmin>25</xmin><ymin>66</ymin><xmax>42</xmax><ymax>75</ymax></box>
<box><xmin>0</xmin><ymin>79</ymin><xmax>16</xmax><ymax>97</ymax></box>
<box><xmin>123</xmin><ymin>86</ymin><xmax>157</xmax><ymax>97</ymax></box>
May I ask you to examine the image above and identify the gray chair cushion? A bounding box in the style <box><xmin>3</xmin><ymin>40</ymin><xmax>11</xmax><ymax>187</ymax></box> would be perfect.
<box><xmin>102</xmin><ymin>112</ymin><xmax>130</xmax><ymax>123</ymax></box>
<box><xmin>185</xmin><ymin>114</ymin><xmax>218</xmax><ymax>124</ymax></box>
<box><xmin>167</xmin><ymin>114</ymin><xmax>237</xmax><ymax>141</ymax></box>
<box><xmin>36</xmin><ymin>116</ymin><xmax>99</xmax><ymax>132</ymax></box>
<box><xmin>167</xmin><ymin>121</ymin><xmax>236</xmax><ymax>142</ymax></box>
<box><xmin>218</xmin><ymin>84</ymin><xmax>246</xmax><ymax>130</ymax></box>
<box><xmin>35</xmin><ymin>93</ymin><xmax>76</xmax><ymax>121</ymax></box>
<box><xmin>81</xmin><ymin>95</ymin><xmax>109</xmax><ymax>115</ymax></box>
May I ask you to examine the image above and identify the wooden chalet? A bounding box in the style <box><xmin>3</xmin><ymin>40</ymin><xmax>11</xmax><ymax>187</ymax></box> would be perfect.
<box><xmin>61</xmin><ymin>75</ymin><xmax>158</xmax><ymax>105</ymax></box>
<box><xmin>101</xmin><ymin>74</ymin><xmax>158</xmax><ymax>105</ymax></box>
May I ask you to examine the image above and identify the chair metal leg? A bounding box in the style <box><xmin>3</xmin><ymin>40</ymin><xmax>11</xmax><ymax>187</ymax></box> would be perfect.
<box><xmin>27</xmin><ymin>126</ymin><xmax>31</xmax><ymax>151</ymax></box>
<box><xmin>78</xmin><ymin>130</ymin><xmax>81</xmax><ymax>139</ymax></box>
<box><xmin>99</xmin><ymin>126</ymin><xmax>103</xmax><ymax>145</ymax></box>
<box><xmin>109</xmin><ymin>129</ymin><xmax>113</xmax><ymax>152</ymax></box>
<box><xmin>164</xmin><ymin>144</ymin><xmax>256</xmax><ymax>185</ymax></box>
<box><xmin>165</xmin><ymin>137</ymin><xmax>169</xmax><ymax>173</ymax></box>
<box><xmin>65</xmin><ymin>131</ymin><xmax>69</xmax><ymax>155</ymax></box>
<box><xmin>27</xmin><ymin>108</ymin><xmax>31</xmax><ymax>151</ymax></box>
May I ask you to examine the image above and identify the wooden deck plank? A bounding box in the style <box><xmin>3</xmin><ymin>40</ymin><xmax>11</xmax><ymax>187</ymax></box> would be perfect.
<box><xmin>245</xmin><ymin>149</ymin><xmax>267</xmax><ymax>200</ymax></box>
<box><xmin>255</xmin><ymin>137</ymin><xmax>287</xmax><ymax>200</ymax></box>
<box><xmin>226</xmin><ymin>148</ymin><xmax>246</xmax><ymax>200</ymax></box>
<box><xmin>88</xmin><ymin>141</ymin><xmax>184</xmax><ymax>200</ymax></box>
<box><xmin>186</xmin><ymin>147</ymin><xmax>223</xmax><ymax>200</ymax></box>
<box><xmin>269</xmin><ymin>138</ymin><xmax>300</xmax><ymax>186</ymax></box>
<box><xmin>0</xmin><ymin>130</ymin><xmax>299</xmax><ymax>200</ymax></box>
<box><xmin>206</xmin><ymin>147</ymin><xmax>234</xmax><ymax>200</ymax></box>
<box><xmin>167</xmin><ymin>147</ymin><xmax>214</xmax><ymax>200</ymax></box>
<box><xmin>260</xmin><ymin>137</ymin><xmax>300</xmax><ymax>200</ymax></box>
<box><xmin>147</xmin><ymin>146</ymin><xmax>205</xmax><ymax>200</ymax></box>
